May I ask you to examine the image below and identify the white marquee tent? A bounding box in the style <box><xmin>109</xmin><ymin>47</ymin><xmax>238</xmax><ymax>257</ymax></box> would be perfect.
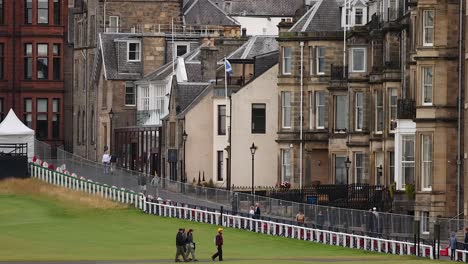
<box><xmin>0</xmin><ymin>109</ymin><xmax>35</xmax><ymax>160</ymax></box>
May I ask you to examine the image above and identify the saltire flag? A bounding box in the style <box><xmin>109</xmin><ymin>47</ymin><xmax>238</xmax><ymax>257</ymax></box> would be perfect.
<box><xmin>225</xmin><ymin>59</ymin><xmax>233</xmax><ymax>75</ymax></box>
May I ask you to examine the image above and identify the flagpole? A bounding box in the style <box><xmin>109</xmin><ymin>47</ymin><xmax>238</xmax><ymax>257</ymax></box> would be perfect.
<box><xmin>224</xmin><ymin>57</ymin><xmax>228</xmax><ymax>136</ymax></box>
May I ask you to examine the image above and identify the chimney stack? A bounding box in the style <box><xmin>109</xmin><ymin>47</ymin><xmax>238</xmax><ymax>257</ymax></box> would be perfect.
<box><xmin>200</xmin><ymin>45</ymin><xmax>219</xmax><ymax>82</ymax></box>
<box><xmin>242</xmin><ymin>28</ymin><xmax>247</xmax><ymax>37</ymax></box>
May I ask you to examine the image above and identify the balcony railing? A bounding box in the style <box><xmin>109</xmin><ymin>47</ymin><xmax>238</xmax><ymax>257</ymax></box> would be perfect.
<box><xmin>330</xmin><ymin>64</ymin><xmax>348</xmax><ymax>81</ymax></box>
<box><xmin>397</xmin><ymin>98</ymin><xmax>415</xmax><ymax>120</ymax></box>
<box><xmin>105</xmin><ymin>24</ymin><xmax>226</xmax><ymax>36</ymax></box>
<box><xmin>215</xmin><ymin>75</ymin><xmax>249</xmax><ymax>86</ymax></box>
<box><xmin>137</xmin><ymin>110</ymin><xmax>164</xmax><ymax>126</ymax></box>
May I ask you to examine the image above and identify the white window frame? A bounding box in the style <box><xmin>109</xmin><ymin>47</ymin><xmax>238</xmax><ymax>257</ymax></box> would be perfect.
<box><xmin>127</xmin><ymin>41</ymin><xmax>141</xmax><ymax>62</ymax></box>
<box><xmin>315</xmin><ymin>91</ymin><xmax>325</xmax><ymax>129</ymax></box>
<box><xmin>354</xmin><ymin>152</ymin><xmax>364</xmax><ymax>184</ymax></box>
<box><xmin>282</xmin><ymin>47</ymin><xmax>292</xmax><ymax>75</ymax></box>
<box><xmin>421</xmin><ymin>134</ymin><xmax>433</xmax><ymax>191</ymax></box>
<box><xmin>422</xmin><ymin>66</ymin><xmax>433</xmax><ymax>105</ymax></box>
<box><xmin>355</xmin><ymin>92</ymin><xmax>363</xmax><ymax>131</ymax></box>
<box><xmin>389</xmin><ymin>88</ymin><xmax>398</xmax><ymax>133</ymax></box>
<box><xmin>108</xmin><ymin>16</ymin><xmax>119</xmax><ymax>33</ymax></box>
<box><xmin>350</xmin><ymin>47</ymin><xmax>366</xmax><ymax>73</ymax></box>
<box><xmin>354</xmin><ymin>8</ymin><xmax>364</xmax><ymax>25</ymax></box>
<box><xmin>282</xmin><ymin>91</ymin><xmax>292</xmax><ymax>129</ymax></box>
<box><xmin>423</xmin><ymin>10</ymin><xmax>434</xmax><ymax>47</ymax></box>
<box><xmin>175</xmin><ymin>42</ymin><xmax>190</xmax><ymax>58</ymax></box>
<box><xmin>401</xmin><ymin>135</ymin><xmax>415</xmax><ymax>189</ymax></box>
<box><xmin>316</xmin><ymin>47</ymin><xmax>326</xmax><ymax>75</ymax></box>
<box><xmin>375</xmin><ymin>90</ymin><xmax>384</xmax><ymax>134</ymax></box>
<box><xmin>281</xmin><ymin>148</ymin><xmax>291</xmax><ymax>183</ymax></box>
<box><xmin>421</xmin><ymin>211</ymin><xmax>430</xmax><ymax>234</ymax></box>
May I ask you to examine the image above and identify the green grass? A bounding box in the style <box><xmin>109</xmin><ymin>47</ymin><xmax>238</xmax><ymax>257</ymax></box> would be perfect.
<box><xmin>0</xmin><ymin>179</ymin><xmax>449</xmax><ymax>264</ymax></box>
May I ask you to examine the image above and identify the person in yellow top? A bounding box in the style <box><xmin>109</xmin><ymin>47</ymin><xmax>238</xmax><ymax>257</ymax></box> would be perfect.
<box><xmin>296</xmin><ymin>210</ymin><xmax>305</xmax><ymax>226</ymax></box>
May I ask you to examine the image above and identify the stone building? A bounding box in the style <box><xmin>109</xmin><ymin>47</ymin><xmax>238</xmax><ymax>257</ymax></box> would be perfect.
<box><xmin>276</xmin><ymin>0</ymin><xmax>462</xmax><ymax>224</ymax></box>
<box><xmin>71</xmin><ymin>0</ymin><xmax>183</xmax><ymax>160</ymax></box>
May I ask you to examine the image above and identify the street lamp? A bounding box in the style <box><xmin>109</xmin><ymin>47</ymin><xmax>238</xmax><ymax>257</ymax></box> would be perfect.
<box><xmin>250</xmin><ymin>142</ymin><xmax>257</xmax><ymax>196</ymax></box>
<box><xmin>345</xmin><ymin>156</ymin><xmax>352</xmax><ymax>185</ymax></box>
<box><xmin>108</xmin><ymin>108</ymin><xmax>114</xmax><ymax>152</ymax></box>
<box><xmin>182</xmin><ymin>130</ymin><xmax>188</xmax><ymax>183</ymax></box>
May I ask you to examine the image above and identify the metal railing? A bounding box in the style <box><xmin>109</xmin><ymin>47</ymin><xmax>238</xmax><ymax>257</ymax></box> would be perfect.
<box><xmin>35</xmin><ymin>147</ymin><xmax>468</xmax><ymax>242</ymax></box>
<box><xmin>105</xmin><ymin>24</ymin><xmax>226</xmax><ymax>36</ymax></box>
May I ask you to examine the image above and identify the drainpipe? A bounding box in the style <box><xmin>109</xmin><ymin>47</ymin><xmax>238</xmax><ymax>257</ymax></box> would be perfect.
<box><xmin>457</xmin><ymin>0</ymin><xmax>463</xmax><ymax>218</ymax></box>
<box><xmin>300</xmin><ymin>41</ymin><xmax>304</xmax><ymax>189</ymax></box>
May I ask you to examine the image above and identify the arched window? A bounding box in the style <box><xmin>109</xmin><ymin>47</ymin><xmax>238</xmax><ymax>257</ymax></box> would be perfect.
<box><xmin>76</xmin><ymin>111</ymin><xmax>80</xmax><ymax>145</ymax></box>
<box><xmin>81</xmin><ymin>110</ymin><xmax>85</xmax><ymax>144</ymax></box>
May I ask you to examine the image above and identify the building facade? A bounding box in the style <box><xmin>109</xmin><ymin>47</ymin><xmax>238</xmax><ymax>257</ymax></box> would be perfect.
<box><xmin>0</xmin><ymin>0</ymin><xmax>69</xmax><ymax>150</ymax></box>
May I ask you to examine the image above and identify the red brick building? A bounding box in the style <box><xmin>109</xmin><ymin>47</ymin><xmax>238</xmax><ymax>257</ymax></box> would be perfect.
<box><xmin>0</xmin><ymin>0</ymin><xmax>68</xmax><ymax>147</ymax></box>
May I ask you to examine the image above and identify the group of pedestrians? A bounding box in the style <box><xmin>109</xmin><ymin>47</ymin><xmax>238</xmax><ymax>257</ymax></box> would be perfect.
<box><xmin>175</xmin><ymin>227</ymin><xmax>224</xmax><ymax>262</ymax></box>
<box><xmin>175</xmin><ymin>228</ymin><xmax>198</xmax><ymax>262</ymax></box>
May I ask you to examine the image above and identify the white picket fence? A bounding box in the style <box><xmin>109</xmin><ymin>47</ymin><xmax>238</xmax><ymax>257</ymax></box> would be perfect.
<box><xmin>30</xmin><ymin>163</ymin><xmax>434</xmax><ymax>260</ymax></box>
<box><xmin>31</xmin><ymin>163</ymin><xmax>145</xmax><ymax>209</ymax></box>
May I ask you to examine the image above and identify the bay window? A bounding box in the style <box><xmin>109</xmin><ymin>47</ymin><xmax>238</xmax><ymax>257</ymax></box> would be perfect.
<box><xmin>282</xmin><ymin>92</ymin><xmax>291</xmax><ymax>128</ymax></box>
<box><xmin>37</xmin><ymin>44</ymin><xmax>48</xmax><ymax>80</ymax></box>
<box><xmin>281</xmin><ymin>149</ymin><xmax>291</xmax><ymax>183</ymax></box>
<box><xmin>282</xmin><ymin>47</ymin><xmax>292</xmax><ymax>74</ymax></box>
<box><xmin>423</xmin><ymin>10</ymin><xmax>434</xmax><ymax>47</ymax></box>
<box><xmin>335</xmin><ymin>95</ymin><xmax>348</xmax><ymax>132</ymax></box>
<box><xmin>421</xmin><ymin>134</ymin><xmax>433</xmax><ymax>191</ymax></box>
<box><xmin>375</xmin><ymin>90</ymin><xmax>383</xmax><ymax>133</ymax></box>
<box><xmin>422</xmin><ymin>66</ymin><xmax>433</xmax><ymax>105</ymax></box>
<box><xmin>355</xmin><ymin>92</ymin><xmax>363</xmax><ymax>131</ymax></box>
<box><xmin>401</xmin><ymin>135</ymin><xmax>415</xmax><ymax>188</ymax></box>
<box><xmin>350</xmin><ymin>48</ymin><xmax>366</xmax><ymax>73</ymax></box>
<box><xmin>315</xmin><ymin>91</ymin><xmax>325</xmax><ymax>129</ymax></box>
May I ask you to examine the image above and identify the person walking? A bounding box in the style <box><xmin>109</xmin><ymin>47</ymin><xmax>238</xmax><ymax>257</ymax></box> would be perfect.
<box><xmin>175</xmin><ymin>228</ymin><xmax>188</xmax><ymax>262</ymax></box>
<box><xmin>211</xmin><ymin>228</ymin><xmax>223</xmax><ymax>261</ymax></box>
<box><xmin>185</xmin><ymin>229</ymin><xmax>197</xmax><ymax>261</ymax></box>
<box><xmin>102</xmin><ymin>150</ymin><xmax>111</xmax><ymax>174</ymax></box>
<box><xmin>450</xmin><ymin>231</ymin><xmax>458</xmax><ymax>261</ymax></box>
<box><xmin>254</xmin><ymin>203</ymin><xmax>261</xmax><ymax>219</ymax></box>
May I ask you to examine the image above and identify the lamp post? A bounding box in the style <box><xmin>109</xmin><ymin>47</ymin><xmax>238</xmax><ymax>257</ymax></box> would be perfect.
<box><xmin>345</xmin><ymin>156</ymin><xmax>351</xmax><ymax>185</ymax></box>
<box><xmin>182</xmin><ymin>130</ymin><xmax>188</xmax><ymax>183</ymax></box>
<box><xmin>108</xmin><ymin>108</ymin><xmax>114</xmax><ymax>152</ymax></box>
<box><xmin>250</xmin><ymin>142</ymin><xmax>257</xmax><ymax>196</ymax></box>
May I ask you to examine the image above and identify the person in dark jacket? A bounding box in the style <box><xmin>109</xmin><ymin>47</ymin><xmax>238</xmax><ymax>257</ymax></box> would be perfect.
<box><xmin>450</xmin><ymin>232</ymin><xmax>458</xmax><ymax>261</ymax></box>
<box><xmin>254</xmin><ymin>203</ymin><xmax>261</xmax><ymax>219</ymax></box>
<box><xmin>185</xmin><ymin>229</ymin><xmax>197</xmax><ymax>261</ymax></box>
<box><xmin>211</xmin><ymin>228</ymin><xmax>224</xmax><ymax>261</ymax></box>
<box><xmin>175</xmin><ymin>228</ymin><xmax>188</xmax><ymax>262</ymax></box>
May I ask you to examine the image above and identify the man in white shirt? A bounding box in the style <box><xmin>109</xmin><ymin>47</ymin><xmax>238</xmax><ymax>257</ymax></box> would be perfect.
<box><xmin>102</xmin><ymin>151</ymin><xmax>111</xmax><ymax>174</ymax></box>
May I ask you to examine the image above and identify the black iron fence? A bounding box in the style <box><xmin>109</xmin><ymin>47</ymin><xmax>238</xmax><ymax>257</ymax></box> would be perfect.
<box><xmin>397</xmin><ymin>98</ymin><xmax>416</xmax><ymax>120</ymax></box>
<box><xmin>237</xmin><ymin>184</ymin><xmax>392</xmax><ymax>211</ymax></box>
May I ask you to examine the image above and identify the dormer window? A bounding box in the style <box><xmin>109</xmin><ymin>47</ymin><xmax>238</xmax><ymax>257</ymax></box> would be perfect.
<box><xmin>355</xmin><ymin>8</ymin><xmax>364</xmax><ymax>25</ymax></box>
<box><xmin>127</xmin><ymin>41</ymin><xmax>141</xmax><ymax>62</ymax></box>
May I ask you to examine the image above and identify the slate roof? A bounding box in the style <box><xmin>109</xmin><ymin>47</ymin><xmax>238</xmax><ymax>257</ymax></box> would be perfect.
<box><xmin>213</xmin><ymin>0</ymin><xmax>304</xmax><ymax>17</ymax></box>
<box><xmin>289</xmin><ymin>0</ymin><xmax>344</xmax><ymax>33</ymax></box>
<box><xmin>176</xmin><ymin>83</ymin><xmax>211</xmax><ymax>115</ymax></box>
<box><xmin>227</xmin><ymin>36</ymin><xmax>278</xmax><ymax>61</ymax></box>
<box><xmin>139</xmin><ymin>47</ymin><xmax>202</xmax><ymax>82</ymax></box>
<box><xmin>100</xmin><ymin>33</ymin><xmax>142</xmax><ymax>80</ymax></box>
<box><xmin>184</xmin><ymin>0</ymin><xmax>240</xmax><ymax>26</ymax></box>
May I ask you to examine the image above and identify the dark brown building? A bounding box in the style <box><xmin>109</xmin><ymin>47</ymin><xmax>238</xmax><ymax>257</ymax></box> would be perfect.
<box><xmin>0</xmin><ymin>0</ymin><xmax>68</xmax><ymax>148</ymax></box>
